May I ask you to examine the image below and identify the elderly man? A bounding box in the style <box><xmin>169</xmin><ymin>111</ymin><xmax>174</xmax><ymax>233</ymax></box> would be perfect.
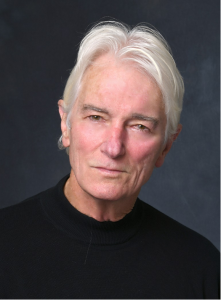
<box><xmin>0</xmin><ymin>22</ymin><xmax>219</xmax><ymax>299</ymax></box>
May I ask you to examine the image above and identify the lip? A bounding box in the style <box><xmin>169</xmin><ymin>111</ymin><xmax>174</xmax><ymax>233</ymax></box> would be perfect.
<box><xmin>93</xmin><ymin>167</ymin><xmax>125</xmax><ymax>174</ymax></box>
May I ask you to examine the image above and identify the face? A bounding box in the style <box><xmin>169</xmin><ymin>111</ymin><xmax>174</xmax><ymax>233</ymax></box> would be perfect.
<box><xmin>60</xmin><ymin>54</ymin><xmax>174</xmax><ymax>202</ymax></box>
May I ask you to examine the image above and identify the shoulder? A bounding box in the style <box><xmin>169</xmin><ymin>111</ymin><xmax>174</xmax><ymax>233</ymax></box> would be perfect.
<box><xmin>0</xmin><ymin>186</ymin><xmax>54</xmax><ymax>237</ymax></box>
<box><xmin>138</xmin><ymin>198</ymin><xmax>220</xmax><ymax>265</ymax></box>
<box><xmin>0</xmin><ymin>175</ymin><xmax>69</xmax><ymax>244</ymax></box>
<box><xmin>0</xmin><ymin>175</ymin><xmax>69</xmax><ymax>228</ymax></box>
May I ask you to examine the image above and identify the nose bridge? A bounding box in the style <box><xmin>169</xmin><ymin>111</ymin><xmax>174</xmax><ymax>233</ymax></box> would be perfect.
<box><xmin>101</xmin><ymin>122</ymin><xmax>125</xmax><ymax>158</ymax></box>
<box><xmin>110</xmin><ymin>124</ymin><xmax>124</xmax><ymax>141</ymax></box>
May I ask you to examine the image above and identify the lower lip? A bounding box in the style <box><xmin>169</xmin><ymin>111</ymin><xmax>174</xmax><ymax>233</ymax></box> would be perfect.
<box><xmin>95</xmin><ymin>167</ymin><xmax>124</xmax><ymax>175</ymax></box>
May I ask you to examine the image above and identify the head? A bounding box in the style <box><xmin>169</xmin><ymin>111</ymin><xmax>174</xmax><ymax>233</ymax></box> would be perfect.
<box><xmin>58</xmin><ymin>21</ymin><xmax>184</xmax><ymax>153</ymax></box>
<box><xmin>57</xmin><ymin>21</ymin><xmax>184</xmax><ymax>202</ymax></box>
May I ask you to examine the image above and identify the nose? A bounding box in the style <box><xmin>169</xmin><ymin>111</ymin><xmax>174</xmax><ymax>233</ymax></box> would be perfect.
<box><xmin>100</xmin><ymin>125</ymin><xmax>126</xmax><ymax>159</ymax></box>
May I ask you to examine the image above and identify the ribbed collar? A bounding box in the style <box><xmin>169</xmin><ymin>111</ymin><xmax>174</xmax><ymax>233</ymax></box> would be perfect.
<box><xmin>41</xmin><ymin>175</ymin><xmax>144</xmax><ymax>245</ymax></box>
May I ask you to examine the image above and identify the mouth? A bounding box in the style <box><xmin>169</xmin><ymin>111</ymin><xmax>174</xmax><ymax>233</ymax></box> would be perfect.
<box><xmin>93</xmin><ymin>167</ymin><xmax>125</xmax><ymax>174</ymax></box>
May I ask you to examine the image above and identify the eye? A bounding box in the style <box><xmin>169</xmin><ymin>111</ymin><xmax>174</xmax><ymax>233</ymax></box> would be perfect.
<box><xmin>136</xmin><ymin>124</ymin><xmax>149</xmax><ymax>131</ymax></box>
<box><xmin>89</xmin><ymin>115</ymin><xmax>102</xmax><ymax>121</ymax></box>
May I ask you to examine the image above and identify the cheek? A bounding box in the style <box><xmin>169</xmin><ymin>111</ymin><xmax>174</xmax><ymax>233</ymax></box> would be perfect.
<box><xmin>130</xmin><ymin>140</ymin><xmax>163</xmax><ymax>186</ymax></box>
<box><xmin>128</xmin><ymin>138</ymin><xmax>163</xmax><ymax>168</ymax></box>
<box><xmin>69</xmin><ymin>123</ymin><xmax>101</xmax><ymax>155</ymax></box>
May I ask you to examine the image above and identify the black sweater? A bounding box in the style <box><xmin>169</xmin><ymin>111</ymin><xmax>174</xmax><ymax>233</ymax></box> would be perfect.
<box><xmin>0</xmin><ymin>175</ymin><xmax>219</xmax><ymax>298</ymax></box>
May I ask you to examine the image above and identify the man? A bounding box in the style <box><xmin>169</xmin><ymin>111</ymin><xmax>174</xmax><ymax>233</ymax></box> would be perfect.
<box><xmin>0</xmin><ymin>21</ymin><xmax>219</xmax><ymax>298</ymax></box>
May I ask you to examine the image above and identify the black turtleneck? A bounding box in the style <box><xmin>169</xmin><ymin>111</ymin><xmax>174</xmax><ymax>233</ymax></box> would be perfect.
<box><xmin>42</xmin><ymin>175</ymin><xmax>143</xmax><ymax>246</ymax></box>
<box><xmin>0</xmin><ymin>175</ymin><xmax>219</xmax><ymax>299</ymax></box>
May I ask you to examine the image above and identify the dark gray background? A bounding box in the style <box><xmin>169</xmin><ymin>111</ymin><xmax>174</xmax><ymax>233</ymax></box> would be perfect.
<box><xmin>0</xmin><ymin>0</ymin><xmax>220</xmax><ymax>250</ymax></box>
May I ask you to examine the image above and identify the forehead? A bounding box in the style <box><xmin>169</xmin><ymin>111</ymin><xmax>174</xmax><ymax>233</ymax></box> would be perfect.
<box><xmin>76</xmin><ymin>54</ymin><xmax>164</xmax><ymax>116</ymax></box>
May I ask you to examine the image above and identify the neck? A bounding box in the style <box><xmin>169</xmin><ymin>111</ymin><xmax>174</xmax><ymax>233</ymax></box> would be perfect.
<box><xmin>64</xmin><ymin>170</ymin><xmax>137</xmax><ymax>222</ymax></box>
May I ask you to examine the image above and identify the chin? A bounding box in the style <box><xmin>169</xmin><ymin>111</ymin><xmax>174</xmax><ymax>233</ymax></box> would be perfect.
<box><xmin>84</xmin><ymin>184</ymin><xmax>127</xmax><ymax>201</ymax></box>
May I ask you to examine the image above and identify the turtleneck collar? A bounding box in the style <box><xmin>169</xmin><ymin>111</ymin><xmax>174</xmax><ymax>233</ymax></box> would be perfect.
<box><xmin>41</xmin><ymin>175</ymin><xmax>144</xmax><ymax>246</ymax></box>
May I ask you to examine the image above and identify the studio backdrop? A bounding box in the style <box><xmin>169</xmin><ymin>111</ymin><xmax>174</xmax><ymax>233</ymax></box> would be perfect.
<box><xmin>0</xmin><ymin>0</ymin><xmax>220</xmax><ymax>250</ymax></box>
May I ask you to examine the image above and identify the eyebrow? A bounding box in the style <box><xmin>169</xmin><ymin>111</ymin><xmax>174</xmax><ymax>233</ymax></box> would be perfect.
<box><xmin>82</xmin><ymin>104</ymin><xmax>109</xmax><ymax>114</ymax></box>
<box><xmin>82</xmin><ymin>104</ymin><xmax>159</xmax><ymax>127</ymax></box>
<box><xmin>131</xmin><ymin>113</ymin><xmax>159</xmax><ymax>127</ymax></box>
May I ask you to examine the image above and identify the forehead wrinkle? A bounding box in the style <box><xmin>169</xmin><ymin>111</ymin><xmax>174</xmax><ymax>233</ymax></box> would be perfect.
<box><xmin>81</xmin><ymin>57</ymin><xmax>138</xmax><ymax>99</ymax></box>
<box><xmin>76</xmin><ymin>54</ymin><xmax>165</xmax><ymax>125</ymax></box>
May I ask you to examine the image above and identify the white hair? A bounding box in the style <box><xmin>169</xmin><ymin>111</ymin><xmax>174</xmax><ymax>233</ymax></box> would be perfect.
<box><xmin>58</xmin><ymin>21</ymin><xmax>184</xmax><ymax>152</ymax></box>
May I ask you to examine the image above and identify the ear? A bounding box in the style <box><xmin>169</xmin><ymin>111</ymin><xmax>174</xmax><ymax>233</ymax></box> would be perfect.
<box><xmin>155</xmin><ymin>124</ymin><xmax>182</xmax><ymax>168</ymax></box>
<box><xmin>58</xmin><ymin>99</ymin><xmax>70</xmax><ymax>148</ymax></box>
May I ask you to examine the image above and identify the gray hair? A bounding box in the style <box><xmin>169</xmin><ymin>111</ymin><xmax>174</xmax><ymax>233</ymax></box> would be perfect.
<box><xmin>58</xmin><ymin>21</ymin><xmax>184</xmax><ymax>152</ymax></box>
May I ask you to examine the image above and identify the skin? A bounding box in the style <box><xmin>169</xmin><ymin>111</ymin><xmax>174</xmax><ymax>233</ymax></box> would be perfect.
<box><xmin>58</xmin><ymin>54</ymin><xmax>181</xmax><ymax>222</ymax></box>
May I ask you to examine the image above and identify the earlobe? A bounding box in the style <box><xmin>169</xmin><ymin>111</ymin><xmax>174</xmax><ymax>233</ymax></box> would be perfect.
<box><xmin>155</xmin><ymin>124</ymin><xmax>182</xmax><ymax>168</ymax></box>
